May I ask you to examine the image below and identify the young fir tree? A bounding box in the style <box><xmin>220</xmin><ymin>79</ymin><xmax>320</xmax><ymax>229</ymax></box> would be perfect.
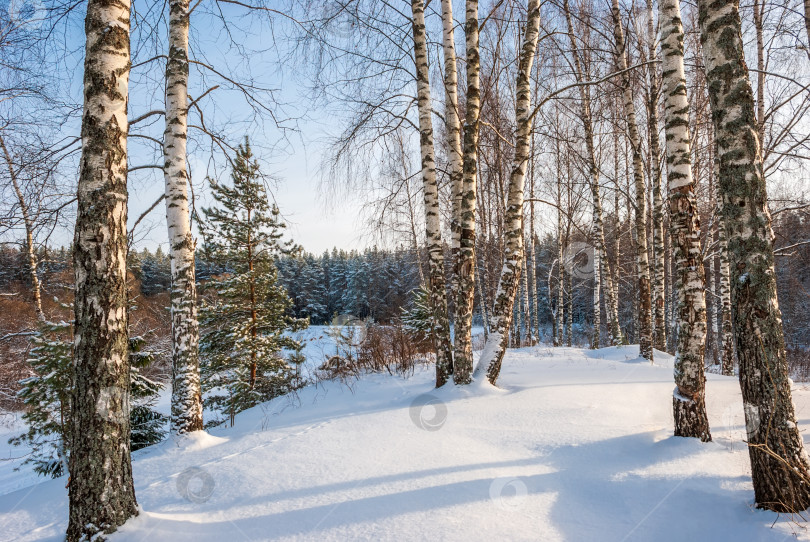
<box><xmin>200</xmin><ymin>139</ymin><xmax>307</xmax><ymax>426</ymax></box>
<box><xmin>10</xmin><ymin>320</ymin><xmax>166</xmax><ymax>478</ymax></box>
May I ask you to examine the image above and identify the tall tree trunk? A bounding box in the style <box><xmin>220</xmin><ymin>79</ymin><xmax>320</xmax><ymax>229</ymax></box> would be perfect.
<box><xmin>410</xmin><ymin>0</ymin><xmax>454</xmax><ymax>388</ymax></box>
<box><xmin>566</xmin><ymin>264</ymin><xmax>573</xmax><ymax>347</ymax></box>
<box><xmin>475</xmin><ymin>0</ymin><xmax>541</xmax><ymax>384</ymax></box>
<box><xmin>0</xmin><ymin>135</ymin><xmax>43</xmax><ymax>321</ymax></box>
<box><xmin>527</xmin><ymin>174</ymin><xmax>538</xmax><ymax>343</ymax></box>
<box><xmin>67</xmin><ymin>0</ymin><xmax>138</xmax><ymax>538</ymax></box>
<box><xmin>563</xmin><ymin>0</ymin><xmax>622</xmax><ymax>348</ymax></box>
<box><xmin>713</xmin><ymin>152</ymin><xmax>736</xmax><ymax>375</ymax></box>
<box><xmin>660</xmin><ymin>0</ymin><xmax>711</xmax><ymax>442</ymax></box>
<box><xmin>698</xmin><ymin>0</ymin><xmax>810</xmax><ymax>511</ymax></box>
<box><xmin>804</xmin><ymin>0</ymin><xmax>810</xmax><ymax>52</ymax></box>
<box><xmin>453</xmin><ymin>0</ymin><xmax>482</xmax><ymax>385</ymax></box>
<box><xmin>520</xmin><ymin>240</ymin><xmax>531</xmax><ymax>344</ymax></box>
<box><xmin>753</xmin><ymin>0</ymin><xmax>765</xmax><ymax>153</ymax></box>
<box><xmin>441</xmin><ymin>0</ymin><xmax>463</xmax><ymax>332</ymax></box>
<box><xmin>611</xmin><ymin>0</ymin><xmax>654</xmax><ymax>361</ymax></box>
<box><xmin>645</xmin><ymin>0</ymin><xmax>667</xmax><ymax>352</ymax></box>
<box><xmin>165</xmin><ymin>0</ymin><xmax>203</xmax><ymax>434</ymax></box>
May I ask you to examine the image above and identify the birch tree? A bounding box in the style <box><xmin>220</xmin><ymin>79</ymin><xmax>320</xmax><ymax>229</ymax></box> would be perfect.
<box><xmin>67</xmin><ymin>0</ymin><xmax>138</xmax><ymax>538</ymax></box>
<box><xmin>562</xmin><ymin>0</ymin><xmax>623</xmax><ymax>348</ymax></box>
<box><xmin>409</xmin><ymin>0</ymin><xmax>454</xmax><ymax>387</ymax></box>
<box><xmin>641</xmin><ymin>0</ymin><xmax>667</xmax><ymax>352</ymax></box>
<box><xmin>453</xmin><ymin>0</ymin><xmax>483</xmax><ymax>385</ymax></box>
<box><xmin>698</xmin><ymin>0</ymin><xmax>810</xmax><ymax>511</ymax></box>
<box><xmin>659</xmin><ymin>0</ymin><xmax>711</xmax><ymax>441</ymax></box>
<box><xmin>0</xmin><ymin>134</ymin><xmax>43</xmax><ymax>320</ymax></box>
<box><xmin>164</xmin><ymin>0</ymin><xmax>203</xmax><ymax>434</ymax></box>
<box><xmin>475</xmin><ymin>0</ymin><xmax>541</xmax><ymax>385</ymax></box>
<box><xmin>441</xmin><ymin>0</ymin><xmax>463</xmax><ymax>331</ymax></box>
<box><xmin>611</xmin><ymin>0</ymin><xmax>653</xmax><ymax>361</ymax></box>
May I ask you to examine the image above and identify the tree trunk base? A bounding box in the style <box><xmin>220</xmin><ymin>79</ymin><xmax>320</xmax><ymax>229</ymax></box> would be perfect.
<box><xmin>749</xmin><ymin>431</ymin><xmax>810</xmax><ymax>513</ymax></box>
<box><xmin>673</xmin><ymin>394</ymin><xmax>711</xmax><ymax>442</ymax></box>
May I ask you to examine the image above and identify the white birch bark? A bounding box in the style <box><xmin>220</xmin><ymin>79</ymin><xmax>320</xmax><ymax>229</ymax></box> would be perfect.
<box><xmin>611</xmin><ymin>0</ymin><xmax>654</xmax><ymax>361</ymax></box>
<box><xmin>441</xmin><ymin>0</ymin><xmax>463</xmax><ymax>330</ymax></box>
<box><xmin>699</xmin><ymin>0</ymin><xmax>810</xmax><ymax>510</ymax></box>
<box><xmin>474</xmin><ymin>0</ymin><xmax>541</xmax><ymax>384</ymax></box>
<box><xmin>645</xmin><ymin>0</ymin><xmax>667</xmax><ymax>352</ymax></box>
<box><xmin>563</xmin><ymin>0</ymin><xmax>623</xmax><ymax>348</ymax></box>
<box><xmin>660</xmin><ymin>0</ymin><xmax>711</xmax><ymax>441</ymax></box>
<box><xmin>453</xmin><ymin>0</ymin><xmax>482</xmax><ymax>385</ymax></box>
<box><xmin>67</xmin><ymin>0</ymin><xmax>138</xmax><ymax>538</ymax></box>
<box><xmin>164</xmin><ymin>0</ymin><xmax>204</xmax><ymax>434</ymax></box>
<box><xmin>0</xmin><ymin>135</ymin><xmax>43</xmax><ymax>320</ymax></box>
<box><xmin>410</xmin><ymin>0</ymin><xmax>454</xmax><ymax>387</ymax></box>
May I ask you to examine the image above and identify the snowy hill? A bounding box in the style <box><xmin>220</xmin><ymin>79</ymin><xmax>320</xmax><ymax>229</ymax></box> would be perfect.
<box><xmin>2</xmin><ymin>345</ymin><xmax>809</xmax><ymax>541</ymax></box>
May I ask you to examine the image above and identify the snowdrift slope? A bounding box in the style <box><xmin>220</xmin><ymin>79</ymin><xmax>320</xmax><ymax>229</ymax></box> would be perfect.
<box><xmin>2</xmin><ymin>345</ymin><xmax>809</xmax><ymax>541</ymax></box>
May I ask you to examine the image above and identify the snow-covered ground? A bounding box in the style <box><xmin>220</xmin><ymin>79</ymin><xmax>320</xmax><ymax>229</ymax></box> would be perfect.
<box><xmin>2</xmin><ymin>345</ymin><xmax>809</xmax><ymax>541</ymax></box>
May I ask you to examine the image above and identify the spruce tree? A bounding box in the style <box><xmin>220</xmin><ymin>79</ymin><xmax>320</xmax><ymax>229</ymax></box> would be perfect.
<box><xmin>200</xmin><ymin>138</ymin><xmax>307</xmax><ymax>426</ymax></box>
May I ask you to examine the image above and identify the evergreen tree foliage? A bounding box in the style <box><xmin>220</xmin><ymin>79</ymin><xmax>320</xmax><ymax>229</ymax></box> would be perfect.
<box><xmin>129</xmin><ymin>336</ymin><xmax>169</xmax><ymax>451</ymax></box>
<box><xmin>402</xmin><ymin>285</ymin><xmax>433</xmax><ymax>340</ymax></box>
<box><xmin>9</xmin><ymin>319</ymin><xmax>73</xmax><ymax>477</ymax></box>
<box><xmin>140</xmin><ymin>246</ymin><xmax>171</xmax><ymax>295</ymax></box>
<box><xmin>200</xmin><ymin>138</ymin><xmax>307</xmax><ymax>426</ymax></box>
<box><xmin>9</xmin><ymin>319</ymin><xmax>166</xmax><ymax>478</ymax></box>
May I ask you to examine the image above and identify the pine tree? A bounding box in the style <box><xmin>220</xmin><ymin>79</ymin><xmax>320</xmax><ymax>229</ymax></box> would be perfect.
<box><xmin>200</xmin><ymin>139</ymin><xmax>307</xmax><ymax>426</ymax></box>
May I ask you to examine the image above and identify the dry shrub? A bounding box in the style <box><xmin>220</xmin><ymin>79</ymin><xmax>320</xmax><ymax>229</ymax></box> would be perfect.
<box><xmin>316</xmin><ymin>320</ymin><xmax>433</xmax><ymax>381</ymax></box>
<box><xmin>788</xmin><ymin>347</ymin><xmax>810</xmax><ymax>382</ymax></box>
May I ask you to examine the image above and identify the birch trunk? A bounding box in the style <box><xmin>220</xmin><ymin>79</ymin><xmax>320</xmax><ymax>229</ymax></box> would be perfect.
<box><xmin>441</xmin><ymin>0</ymin><xmax>463</xmax><ymax>330</ymax></box>
<box><xmin>0</xmin><ymin>135</ymin><xmax>43</xmax><ymax>320</ymax></box>
<box><xmin>410</xmin><ymin>0</ymin><xmax>454</xmax><ymax>388</ymax></box>
<box><xmin>563</xmin><ymin>0</ymin><xmax>623</xmax><ymax>347</ymax></box>
<box><xmin>67</xmin><ymin>0</ymin><xmax>138</xmax><ymax>538</ymax></box>
<box><xmin>453</xmin><ymin>0</ymin><xmax>482</xmax><ymax>385</ymax></box>
<box><xmin>521</xmin><ymin>241</ymin><xmax>531</xmax><ymax>344</ymax></box>
<box><xmin>164</xmin><ymin>0</ymin><xmax>203</xmax><ymax>434</ymax></box>
<box><xmin>566</xmin><ymin>267</ymin><xmax>573</xmax><ymax>347</ymax></box>
<box><xmin>475</xmin><ymin>0</ymin><xmax>541</xmax><ymax>384</ymax></box>
<box><xmin>698</xmin><ymin>0</ymin><xmax>810</xmax><ymax>511</ymax></box>
<box><xmin>612</xmin><ymin>0</ymin><xmax>654</xmax><ymax>361</ymax></box>
<box><xmin>645</xmin><ymin>0</ymin><xmax>667</xmax><ymax>352</ymax></box>
<box><xmin>717</xmin><ymin>194</ymin><xmax>735</xmax><ymax>376</ymax></box>
<box><xmin>660</xmin><ymin>0</ymin><xmax>711</xmax><ymax>441</ymax></box>
<box><xmin>804</xmin><ymin>0</ymin><xmax>810</xmax><ymax>52</ymax></box>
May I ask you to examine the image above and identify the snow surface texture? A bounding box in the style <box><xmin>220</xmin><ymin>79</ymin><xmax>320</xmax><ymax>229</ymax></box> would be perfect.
<box><xmin>2</xmin><ymin>345</ymin><xmax>809</xmax><ymax>541</ymax></box>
